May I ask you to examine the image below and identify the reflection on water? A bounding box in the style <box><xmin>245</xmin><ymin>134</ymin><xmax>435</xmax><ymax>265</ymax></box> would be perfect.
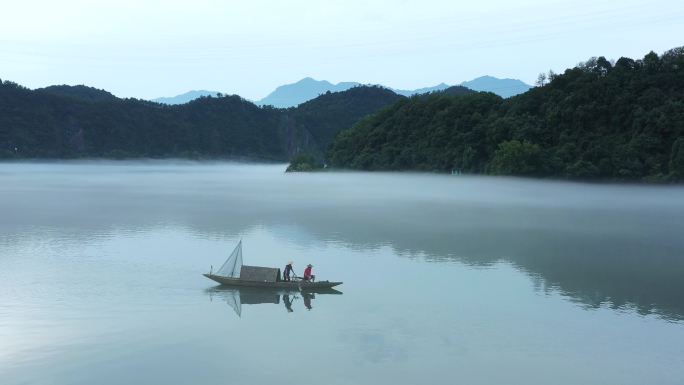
<box><xmin>206</xmin><ymin>286</ymin><xmax>342</xmax><ymax>316</ymax></box>
<box><xmin>1</xmin><ymin>162</ymin><xmax>684</xmax><ymax>385</ymax></box>
<box><xmin>1</xmin><ymin>162</ymin><xmax>682</xmax><ymax>321</ymax></box>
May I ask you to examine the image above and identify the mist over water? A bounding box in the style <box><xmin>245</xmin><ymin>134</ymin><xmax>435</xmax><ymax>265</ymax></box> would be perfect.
<box><xmin>1</xmin><ymin>161</ymin><xmax>683</xmax><ymax>385</ymax></box>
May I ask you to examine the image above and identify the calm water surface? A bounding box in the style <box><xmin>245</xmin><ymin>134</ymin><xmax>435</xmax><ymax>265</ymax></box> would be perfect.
<box><xmin>1</xmin><ymin>162</ymin><xmax>683</xmax><ymax>385</ymax></box>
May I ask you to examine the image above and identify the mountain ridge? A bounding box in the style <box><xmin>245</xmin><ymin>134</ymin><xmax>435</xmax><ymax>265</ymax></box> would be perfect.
<box><xmin>257</xmin><ymin>77</ymin><xmax>360</xmax><ymax>108</ymax></box>
<box><xmin>460</xmin><ymin>76</ymin><xmax>531</xmax><ymax>98</ymax></box>
<box><xmin>326</xmin><ymin>49</ymin><xmax>684</xmax><ymax>181</ymax></box>
<box><xmin>0</xmin><ymin>81</ymin><xmax>402</xmax><ymax>161</ymax></box>
<box><xmin>255</xmin><ymin>77</ymin><xmax>524</xmax><ymax>107</ymax></box>
<box><xmin>150</xmin><ymin>77</ymin><xmax>531</xmax><ymax>107</ymax></box>
<box><xmin>152</xmin><ymin>90</ymin><xmax>222</xmax><ymax>105</ymax></box>
<box><xmin>37</xmin><ymin>85</ymin><xmax>117</xmax><ymax>102</ymax></box>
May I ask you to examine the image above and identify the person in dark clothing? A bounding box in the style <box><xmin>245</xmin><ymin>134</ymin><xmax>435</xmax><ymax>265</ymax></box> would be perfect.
<box><xmin>283</xmin><ymin>261</ymin><xmax>294</xmax><ymax>281</ymax></box>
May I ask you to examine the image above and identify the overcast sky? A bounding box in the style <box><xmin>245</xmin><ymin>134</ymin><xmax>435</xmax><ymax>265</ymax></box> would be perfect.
<box><xmin>1</xmin><ymin>0</ymin><xmax>682</xmax><ymax>100</ymax></box>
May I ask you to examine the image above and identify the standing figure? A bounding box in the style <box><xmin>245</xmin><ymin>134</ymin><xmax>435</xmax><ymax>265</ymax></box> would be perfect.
<box><xmin>283</xmin><ymin>261</ymin><xmax>294</xmax><ymax>281</ymax></box>
<box><xmin>303</xmin><ymin>264</ymin><xmax>315</xmax><ymax>282</ymax></box>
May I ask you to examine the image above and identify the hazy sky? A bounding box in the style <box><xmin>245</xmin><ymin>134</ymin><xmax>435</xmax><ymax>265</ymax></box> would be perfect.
<box><xmin>1</xmin><ymin>0</ymin><xmax>682</xmax><ymax>100</ymax></box>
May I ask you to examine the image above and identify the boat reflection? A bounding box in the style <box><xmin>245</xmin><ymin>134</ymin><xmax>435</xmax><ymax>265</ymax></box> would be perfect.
<box><xmin>206</xmin><ymin>286</ymin><xmax>342</xmax><ymax>317</ymax></box>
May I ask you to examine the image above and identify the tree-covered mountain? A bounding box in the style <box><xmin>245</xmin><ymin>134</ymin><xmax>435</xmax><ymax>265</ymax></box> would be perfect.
<box><xmin>287</xmin><ymin>86</ymin><xmax>403</xmax><ymax>156</ymax></box>
<box><xmin>328</xmin><ymin>48</ymin><xmax>684</xmax><ymax>181</ymax></box>
<box><xmin>37</xmin><ymin>85</ymin><xmax>118</xmax><ymax>102</ymax></box>
<box><xmin>439</xmin><ymin>85</ymin><xmax>475</xmax><ymax>97</ymax></box>
<box><xmin>0</xmin><ymin>81</ymin><xmax>400</xmax><ymax>160</ymax></box>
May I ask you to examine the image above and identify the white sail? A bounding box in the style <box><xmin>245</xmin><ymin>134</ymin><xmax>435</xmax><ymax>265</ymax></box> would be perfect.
<box><xmin>214</xmin><ymin>240</ymin><xmax>243</xmax><ymax>278</ymax></box>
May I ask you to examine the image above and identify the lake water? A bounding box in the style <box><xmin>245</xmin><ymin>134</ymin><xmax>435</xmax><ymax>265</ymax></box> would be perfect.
<box><xmin>1</xmin><ymin>162</ymin><xmax>683</xmax><ymax>385</ymax></box>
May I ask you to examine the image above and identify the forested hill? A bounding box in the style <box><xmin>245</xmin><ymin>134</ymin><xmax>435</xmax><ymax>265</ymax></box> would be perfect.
<box><xmin>36</xmin><ymin>85</ymin><xmax>118</xmax><ymax>102</ymax></box>
<box><xmin>328</xmin><ymin>48</ymin><xmax>684</xmax><ymax>181</ymax></box>
<box><xmin>0</xmin><ymin>82</ymin><xmax>400</xmax><ymax>160</ymax></box>
<box><xmin>288</xmin><ymin>87</ymin><xmax>403</xmax><ymax>153</ymax></box>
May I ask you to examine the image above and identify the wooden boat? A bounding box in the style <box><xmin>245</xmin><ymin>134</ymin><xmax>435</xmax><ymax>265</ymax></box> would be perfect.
<box><xmin>203</xmin><ymin>241</ymin><xmax>342</xmax><ymax>291</ymax></box>
<box><xmin>203</xmin><ymin>273</ymin><xmax>342</xmax><ymax>290</ymax></box>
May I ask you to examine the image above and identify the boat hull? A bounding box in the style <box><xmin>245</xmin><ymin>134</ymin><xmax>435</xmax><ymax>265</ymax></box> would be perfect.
<box><xmin>203</xmin><ymin>274</ymin><xmax>342</xmax><ymax>290</ymax></box>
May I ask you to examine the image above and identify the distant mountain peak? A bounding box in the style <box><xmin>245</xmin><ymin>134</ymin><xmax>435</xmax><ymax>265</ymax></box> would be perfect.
<box><xmin>391</xmin><ymin>83</ymin><xmax>450</xmax><ymax>96</ymax></box>
<box><xmin>150</xmin><ymin>75</ymin><xmax>532</xmax><ymax>108</ymax></box>
<box><xmin>460</xmin><ymin>76</ymin><xmax>531</xmax><ymax>98</ymax></box>
<box><xmin>258</xmin><ymin>78</ymin><xmax>472</xmax><ymax>108</ymax></box>
<box><xmin>257</xmin><ymin>78</ymin><xmax>360</xmax><ymax>108</ymax></box>
<box><xmin>152</xmin><ymin>90</ymin><xmax>221</xmax><ymax>105</ymax></box>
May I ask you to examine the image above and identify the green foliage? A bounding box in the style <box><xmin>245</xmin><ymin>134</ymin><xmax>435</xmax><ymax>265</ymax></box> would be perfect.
<box><xmin>0</xmin><ymin>83</ymin><xmax>398</xmax><ymax>161</ymax></box>
<box><xmin>488</xmin><ymin>140</ymin><xmax>542</xmax><ymax>176</ymax></box>
<box><xmin>328</xmin><ymin>47</ymin><xmax>684</xmax><ymax>181</ymax></box>
<box><xmin>286</xmin><ymin>86</ymin><xmax>402</xmax><ymax>157</ymax></box>
<box><xmin>37</xmin><ymin>85</ymin><xmax>117</xmax><ymax>102</ymax></box>
<box><xmin>328</xmin><ymin>93</ymin><xmax>503</xmax><ymax>172</ymax></box>
<box><xmin>285</xmin><ymin>152</ymin><xmax>323</xmax><ymax>172</ymax></box>
<box><xmin>670</xmin><ymin>138</ymin><xmax>684</xmax><ymax>179</ymax></box>
<box><xmin>565</xmin><ymin>160</ymin><xmax>600</xmax><ymax>179</ymax></box>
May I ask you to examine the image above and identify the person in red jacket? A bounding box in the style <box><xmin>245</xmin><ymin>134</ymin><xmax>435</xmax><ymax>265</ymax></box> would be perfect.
<box><xmin>303</xmin><ymin>264</ymin><xmax>315</xmax><ymax>282</ymax></box>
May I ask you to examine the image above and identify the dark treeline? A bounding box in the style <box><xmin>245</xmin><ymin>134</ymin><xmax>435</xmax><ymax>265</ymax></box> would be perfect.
<box><xmin>328</xmin><ymin>48</ymin><xmax>684</xmax><ymax>181</ymax></box>
<box><xmin>0</xmin><ymin>82</ymin><xmax>400</xmax><ymax>161</ymax></box>
<box><xmin>281</xmin><ymin>86</ymin><xmax>402</xmax><ymax>158</ymax></box>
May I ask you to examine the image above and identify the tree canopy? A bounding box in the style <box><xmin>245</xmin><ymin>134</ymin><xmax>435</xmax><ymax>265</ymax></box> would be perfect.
<box><xmin>0</xmin><ymin>83</ymin><xmax>399</xmax><ymax>161</ymax></box>
<box><xmin>328</xmin><ymin>48</ymin><xmax>684</xmax><ymax>181</ymax></box>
